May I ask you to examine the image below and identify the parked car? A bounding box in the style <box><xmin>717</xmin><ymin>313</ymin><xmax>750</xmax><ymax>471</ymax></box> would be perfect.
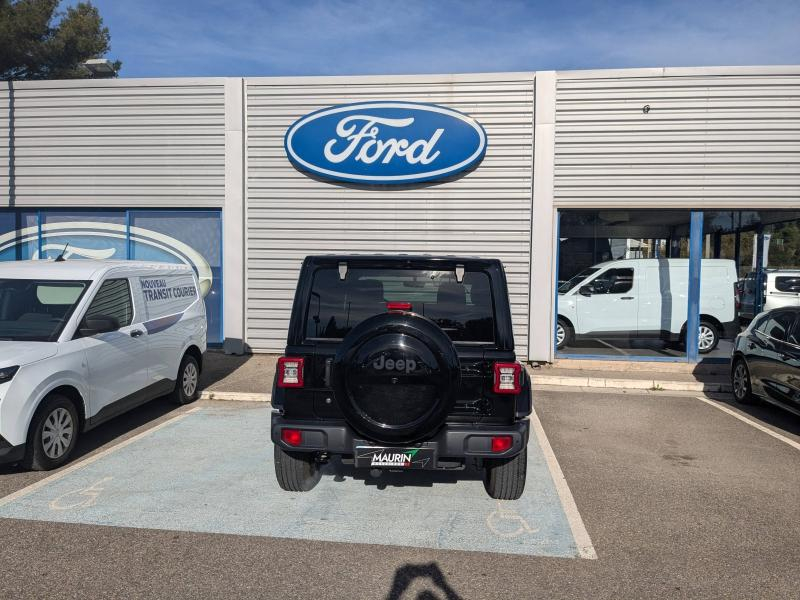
<box><xmin>0</xmin><ymin>260</ymin><xmax>207</xmax><ymax>470</ymax></box>
<box><xmin>557</xmin><ymin>258</ymin><xmax>739</xmax><ymax>353</ymax></box>
<box><xmin>270</xmin><ymin>255</ymin><xmax>532</xmax><ymax>500</ymax></box>
<box><xmin>737</xmin><ymin>269</ymin><xmax>800</xmax><ymax>321</ymax></box>
<box><xmin>731</xmin><ymin>307</ymin><xmax>800</xmax><ymax>416</ymax></box>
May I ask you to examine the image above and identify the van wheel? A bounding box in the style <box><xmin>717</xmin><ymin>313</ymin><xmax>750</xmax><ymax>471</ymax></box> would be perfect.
<box><xmin>698</xmin><ymin>321</ymin><xmax>719</xmax><ymax>353</ymax></box>
<box><xmin>274</xmin><ymin>446</ymin><xmax>321</xmax><ymax>492</ymax></box>
<box><xmin>484</xmin><ymin>450</ymin><xmax>527</xmax><ymax>500</ymax></box>
<box><xmin>171</xmin><ymin>354</ymin><xmax>200</xmax><ymax>405</ymax></box>
<box><xmin>556</xmin><ymin>318</ymin><xmax>573</xmax><ymax>350</ymax></box>
<box><xmin>22</xmin><ymin>394</ymin><xmax>80</xmax><ymax>471</ymax></box>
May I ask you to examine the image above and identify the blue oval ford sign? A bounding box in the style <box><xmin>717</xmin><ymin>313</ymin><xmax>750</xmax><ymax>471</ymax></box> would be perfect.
<box><xmin>284</xmin><ymin>102</ymin><xmax>487</xmax><ymax>184</ymax></box>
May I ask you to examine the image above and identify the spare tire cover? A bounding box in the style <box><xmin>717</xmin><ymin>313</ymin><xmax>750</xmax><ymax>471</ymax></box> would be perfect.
<box><xmin>332</xmin><ymin>312</ymin><xmax>460</xmax><ymax>444</ymax></box>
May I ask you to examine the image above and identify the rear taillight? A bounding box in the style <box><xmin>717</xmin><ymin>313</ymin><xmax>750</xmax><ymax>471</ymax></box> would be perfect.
<box><xmin>281</xmin><ymin>428</ymin><xmax>302</xmax><ymax>446</ymax></box>
<box><xmin>493</xmin><ymin>362</ymin><xmax>522</xmax><ymax>394</ymax></box>
<box><xmin>386</xmin><ymin>301</ymin><xmax>412</xmax><ymax>312</ymax></box>
<box><xmin>491</xmin><ymin>435</ymin><xmax>513</xmax><ymax>453</ymax></box>
<box><xmin>277</xmin><ymin>357</ymin><xmax>304</xmax><ymax>388</ymax></box>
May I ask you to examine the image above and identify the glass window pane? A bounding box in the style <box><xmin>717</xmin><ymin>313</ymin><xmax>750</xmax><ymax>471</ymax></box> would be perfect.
<box><xmin>557</xmin><ymin>210</ymin><xmax>693</xmax><ymax>358</ymax></box>
<box><xmin>129</xmin><ymin>211</ymin><xmax>222</xmax><ymax>344</ymax></box>
<box><xmin>39</xmin><ymin>211</ymin><xmax>127</xmax><ymax>261</ymax></box>
<box><xmin>0</xmin><ymin>212</ymin><xmax>38</xmax><ymax>261</ymax></box>
<box><xmin>86</xmin><ymin>279</ymin><xmax>133</xmax><ymax>328</ymax></box>
<box><xmin>306</xmin><ymin>267</ymin><xmax>494</xmax><ymax>343</ymax></box>
<box><xmin>0</xmin><ymin>279</ymin><xmax>88</xmax><ymax>341</ymax></box>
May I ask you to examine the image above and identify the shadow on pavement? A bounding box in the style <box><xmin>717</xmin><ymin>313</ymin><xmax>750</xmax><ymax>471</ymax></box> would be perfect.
<box><xmin>0</xmin><ymin>395</ymin><xmax>183</xmax><ymax>476</ymax></box>
<box><xmin>322</xmin><ymin>456</ymin><xmax>484</xmax><ymax>490</ymax></box>
<box><xmin>199</xmin><ymin>351</ymin><xmax>253</xmax><ymax>389</ymax></box>
<box><xmin>706</xmin><ymin>393</ymin><xmax>800</xmax><ymax>437</ymax></box>
<box><xmin>385</xmin><ymin>562</ymin><xmax>463</xmax><ymax>600</ymax></box>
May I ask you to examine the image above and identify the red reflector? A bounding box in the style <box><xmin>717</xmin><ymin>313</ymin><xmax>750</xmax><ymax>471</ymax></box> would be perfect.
<box><xmin>491</xmin><ymin>435</ymin><xmax>513</xmax><ymax>453</ymax></box>
<box><xmin>277</xmin><ymin>357</ymin><xmax>304</xmax><ymax>388</ymax></box>
<box><xmin>386</xmin><ymin>301</ymin><xmax>412</xmax><ymax>312</ymax></box>
<box><xmin>493</xmin><ymin>362</ymin><xmax>522</xmax><ymax>394</ymax></box>
<box><xmin>281</xmin><ymin>428</ymin><xmax>303</xmax><ymax>447</ymax></box>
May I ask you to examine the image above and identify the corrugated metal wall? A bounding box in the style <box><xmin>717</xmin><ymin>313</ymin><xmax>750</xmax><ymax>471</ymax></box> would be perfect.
<box><xmin>0</xmin><ymin>85</ymin><xmax>9</xmax><ymax>204</ymax></box>
<box><xmin>554</xmin><ymin>67</ymin><xmax>800</xmax><ymax>209</ymax></box>
<box><xmin>3</xmin><ymin>78</ymin><xmax>226</xmax><ymax>208</ymax></box>
<box><xmin>244</xmin><ymin>73</ymin><xmax>535</xmax><ymax>354</ymax></box>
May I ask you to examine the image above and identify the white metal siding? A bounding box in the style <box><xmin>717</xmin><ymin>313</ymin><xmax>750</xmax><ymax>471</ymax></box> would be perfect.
<box><xmin>0</xmin><ymin>85</ymin><xmax>9</xmax><ymax>204</ymax></box>
<box><xmin>554</xmin><ymin>67</ymin><xmax>800</xmax><ymax>209</ymax></box>
<box><xmin>5</xmin><ymin>78</ymin><xmax>226</xmax><ymax>208</ymax></box>
<box><xmin>245</xmin><ymin>73</ymin><xmax>535</xmax><ymax>354</ymax></box>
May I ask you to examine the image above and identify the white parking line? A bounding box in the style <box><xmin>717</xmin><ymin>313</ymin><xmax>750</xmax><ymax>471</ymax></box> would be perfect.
<box><xmin>529</xmin><ymin>407</ymin><xmax>598</xmax><ymax>560</ymax></box>
<box><xmin>0</xmin><ymin>407</ymin><xmax>203</xmax><ymax>508</ymax></box>
<box><xmin>695</xmin><ymin>396</ymin><xmax>800</xmax><ymax>452</ymax></box>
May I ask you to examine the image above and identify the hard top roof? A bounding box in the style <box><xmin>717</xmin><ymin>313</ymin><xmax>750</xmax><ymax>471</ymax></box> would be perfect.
<box><xmin>0</xmin><ymin>260</ymin><xmax>192</xmax><ymax>280</ymax></box>
<box><xmin>304</xmin><ymin>254</ymin><xmax>502</xmax><ymax>267</ymax></box>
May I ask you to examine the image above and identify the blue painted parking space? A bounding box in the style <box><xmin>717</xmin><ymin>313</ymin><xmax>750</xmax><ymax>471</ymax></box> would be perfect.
<box><xmin>0</xmin><ymin>405</ymin><xmax>582</xmax><ymax>558</ymax></box>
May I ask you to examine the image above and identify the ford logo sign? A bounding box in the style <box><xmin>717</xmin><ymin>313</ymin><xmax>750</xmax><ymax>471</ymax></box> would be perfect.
<box><xmin>284</xmin><ymin>102</ymin><xmax>487</xmax><ymax>184</ymax></box>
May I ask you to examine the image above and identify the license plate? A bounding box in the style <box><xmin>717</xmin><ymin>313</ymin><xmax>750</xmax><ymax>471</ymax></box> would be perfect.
<box><xmin>354</xmin><ymin>446</ymin><xmax>435</xmax><ymax>469</ymax></box>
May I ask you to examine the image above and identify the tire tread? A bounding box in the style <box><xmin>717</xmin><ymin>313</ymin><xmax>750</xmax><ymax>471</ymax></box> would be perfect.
<box><xmin>484</xmin><ymin>450</ymin><xmax>527</xmax><ymax>500</ymax></box>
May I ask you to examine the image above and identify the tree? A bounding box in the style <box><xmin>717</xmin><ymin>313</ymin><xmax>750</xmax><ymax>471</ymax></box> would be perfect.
<box><xmin>0</xmin><ymin>0</ymin><xmax>121</xmax><ymax>80</ymax></box>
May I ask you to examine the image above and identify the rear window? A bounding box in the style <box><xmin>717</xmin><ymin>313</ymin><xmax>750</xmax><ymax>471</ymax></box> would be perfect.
<box><xmin>306</xmin><ymin>267</ymin><xmax>495</xmax><ymax>343</ymax></box>
<box><xmin>774</xmin><ymin>276</ymin><xmax>800</xmax><ymax>293</ymax></box>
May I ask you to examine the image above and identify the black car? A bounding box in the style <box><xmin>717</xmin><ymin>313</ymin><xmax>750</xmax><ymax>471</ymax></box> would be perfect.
<box><xmin>270</xmin><ymin>255</ymin><xmax>531</xmax><ymax>500</ymax></box>
<box><xmin>731</xmin><ymin>306</ymin><xmax>800</xmax><ymax>416</ymax></box>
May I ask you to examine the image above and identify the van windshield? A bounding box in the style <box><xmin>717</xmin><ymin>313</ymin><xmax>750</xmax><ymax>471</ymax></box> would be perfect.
<box><xmin>306</xmin><ymin>267</ymin><xmax>495</xmax><ymax>342</ymax></box>
<box><xmin>0</xmin><ymin>279</ymin><xmax>89</xmax><ymax>341</ymax></box>
<box><xmin>558</xmin><ymin>268</ymin><xmax>599</xmax><ymax>294</ymax></box>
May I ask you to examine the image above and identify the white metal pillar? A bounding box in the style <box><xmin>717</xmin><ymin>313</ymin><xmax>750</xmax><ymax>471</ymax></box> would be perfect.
<box><xmin>223</xmin><ymin>78</ymin><xmax>246</xmax><ymax>354</ymax></box>
<box><xmin>527</xmin><ymin>71</ymin><xmax>557</xmax><ymax>363</ymax></box>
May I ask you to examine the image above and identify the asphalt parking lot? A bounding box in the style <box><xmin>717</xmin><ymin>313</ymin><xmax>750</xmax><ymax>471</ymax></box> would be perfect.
<box><xmin>1</xmin><ymin>387</ymin><xmax>798</xmax><ymax>599</ymax></box>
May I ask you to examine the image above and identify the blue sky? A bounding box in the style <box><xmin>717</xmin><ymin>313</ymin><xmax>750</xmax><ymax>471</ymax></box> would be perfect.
<box><xmin>73</xmin><ymin>0</ymin><xmax>800</xmax><ymax>77</ymax></box>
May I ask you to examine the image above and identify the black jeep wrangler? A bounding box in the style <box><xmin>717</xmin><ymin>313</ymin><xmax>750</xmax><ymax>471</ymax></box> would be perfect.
<box><xmin>270</xmin><ymin>255</ymin><xmax>531</xmax><ymax>499</ymax></box>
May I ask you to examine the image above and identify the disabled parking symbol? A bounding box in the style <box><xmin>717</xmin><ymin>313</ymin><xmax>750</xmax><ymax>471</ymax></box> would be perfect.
<box><xmin>49</xmin><ymin>477</ymin><xmax>113</xmax><ymax>511</ymax></box>
<box><xmin>486</xmin><ymin>501</ymin><xmax>539</xmax><ymax>538</ymax></box>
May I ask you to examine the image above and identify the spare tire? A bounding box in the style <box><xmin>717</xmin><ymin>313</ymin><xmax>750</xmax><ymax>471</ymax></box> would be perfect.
<box><xmin>332</xmin><ymin>312</ymin><xmax>460</xmax><ymax>444</ymax></box>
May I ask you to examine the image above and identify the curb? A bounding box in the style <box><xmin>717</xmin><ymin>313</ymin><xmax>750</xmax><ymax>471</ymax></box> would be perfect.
<box><xmin>530</xmin><ymin>375</ymin><xmax>731</xmax><ymax>393</ymax></box>
<box><xmin>199</xmin><ymin>391</ymin><xmax>272</xmax><ymax>402</ymax></box>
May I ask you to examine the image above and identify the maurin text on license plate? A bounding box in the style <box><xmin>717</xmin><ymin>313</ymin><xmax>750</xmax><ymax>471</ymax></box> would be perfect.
<box><xmin>356</xmin><ymin>447</ymin><xmax>434</xmax><ymax>469</ymax></box>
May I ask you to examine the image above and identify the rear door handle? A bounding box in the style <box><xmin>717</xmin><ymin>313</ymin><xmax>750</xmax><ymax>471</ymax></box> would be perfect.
<box><xmin>130</xmin><ymin>329</ymin><xmax>144</xmax><ymax>338</ymax></box>
<box><xmin>620</xmin><ymin>296</ymin><xmax>634</xmax><ymax>300</ymax></box>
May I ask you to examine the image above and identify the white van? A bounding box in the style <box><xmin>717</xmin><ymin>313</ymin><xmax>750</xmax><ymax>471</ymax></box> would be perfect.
<box><xmin>0</xmin><ymin>260</ymin><xmax>207</xmax><ymax>470</ymax></box>
<box><xmin>557</xmin><ymin>258</ymin><xmax>738</xmax><ymax>353</ymax></box>
<box><xmin>737</xmin><ymin>269</ymin><xmax>800</xmax><ymax>321</ymax></box>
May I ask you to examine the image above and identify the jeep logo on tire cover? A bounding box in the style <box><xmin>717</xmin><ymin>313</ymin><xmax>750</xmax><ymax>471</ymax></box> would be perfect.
<box><xmin>372</xmin><ymin>354</ymin><xmax>416</xmax><ymax>374</ymax></box>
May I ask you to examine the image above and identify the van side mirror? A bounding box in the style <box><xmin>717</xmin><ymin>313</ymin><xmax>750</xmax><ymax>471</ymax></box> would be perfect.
<box><xmin>79</xmin><ymin>315</ymin><xmax>120</xmax><ymax>337</ymax></box>
<box><xmin>578</xmin><ymin>285</ymin><xmax>593</xmax><ymax>297</ymax></box>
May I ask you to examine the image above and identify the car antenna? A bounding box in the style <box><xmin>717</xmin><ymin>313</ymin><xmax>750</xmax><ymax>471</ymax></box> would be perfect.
<box><xmin>55</xmin><ymin>243</ymin><xmax>70</xmax><ymax>262</ymax></box>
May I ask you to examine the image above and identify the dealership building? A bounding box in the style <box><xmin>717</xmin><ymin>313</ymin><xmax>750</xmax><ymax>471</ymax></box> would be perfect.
<box><xmin>1</xmin><ymin>65</ymin><xmax>798</xmax><ymax>362</ymax></box>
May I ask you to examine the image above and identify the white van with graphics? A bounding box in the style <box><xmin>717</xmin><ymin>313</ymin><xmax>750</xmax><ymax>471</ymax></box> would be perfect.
<box><xmin>0</xmin><ymin>260</ymin><xmax>206</xmax><ymax>470</ymax></box>
<box><xmin>557</xmin><ymin>258</ymin><xmax>739</xmax><ymax>353</ymax></box>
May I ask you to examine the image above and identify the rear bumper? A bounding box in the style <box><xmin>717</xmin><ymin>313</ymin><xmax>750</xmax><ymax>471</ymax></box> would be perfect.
<box><xmin>271</xmin><ymin>414</ymin><xmax>529</xmax><ymax>461</ymax></box>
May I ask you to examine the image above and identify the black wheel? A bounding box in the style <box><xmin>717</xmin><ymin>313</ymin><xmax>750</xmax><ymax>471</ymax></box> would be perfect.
<box><xmin>698</xmin><ymin>320</ymin><xmax>720</xmax><ymax>354</ymax></box>
<box><xmin>171</xmin><ymin>354</ymin><xmax>200</xmax><ymax>405</ymax></box>
<box><xmin>484</xmin><ymin>450</ymin><xmax>527</xmax><ymax>500</ymax></box>
<box><xmin>556</xmin><ymin>318</ymin><xmax>573</xmax><ymax>351</ymax></box>
<box><xmin>732</xmin><ymin>358</ymin><xmax>757</xmax><ymax>405</ymax></box>
<box><xmin>22</xmin><ymin>394</ymin><xmax>80</xmax><ymax>471</ymax></box>
<box><xmin>273</xmin><ymin>445</ymin><xmax>321</xmax><ymax>492</ymax></box>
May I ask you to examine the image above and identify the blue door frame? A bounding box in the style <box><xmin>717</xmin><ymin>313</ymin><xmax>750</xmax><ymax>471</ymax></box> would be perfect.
<box><xmin>554</xmin><ymin>210</ymin><xmax>705</xmax><ymax>363</ymax></box>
